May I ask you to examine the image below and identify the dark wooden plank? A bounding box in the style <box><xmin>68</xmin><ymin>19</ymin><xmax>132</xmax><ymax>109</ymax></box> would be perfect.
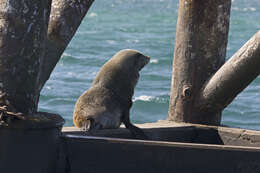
<box><xmin>63</xmin><ymin>135</ymin><xmax>260</xmax><ymax>173</ymax></box>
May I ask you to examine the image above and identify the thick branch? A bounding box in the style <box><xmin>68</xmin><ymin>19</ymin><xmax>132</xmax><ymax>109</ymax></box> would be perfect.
<box><xmin>38</xmin><ymin>0</ymin><xmax>94</xmax><ymax>91</ymax></box>
<box><xmin>199</xmin><ymin>30</ymin><xmax>260</xmax><ymax>112</ymax></box>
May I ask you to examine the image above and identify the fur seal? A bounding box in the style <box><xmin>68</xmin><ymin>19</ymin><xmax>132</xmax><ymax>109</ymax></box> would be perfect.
<box><xmin>73</xmin><ymin>49</ymin><xmax>150</xmax><ymax>139</ymax></box>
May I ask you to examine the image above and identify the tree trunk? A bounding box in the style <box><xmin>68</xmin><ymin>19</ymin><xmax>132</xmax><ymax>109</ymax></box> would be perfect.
<box><xmin>0</xmin><ymin>0</ymin><xmax>51</xmax><ymax>114</ymax></box>
<box><xmin>199</xmin><ymin>30</ymin><xmax>260</xmax><ymax>113</ymax></box>
<box><xmin>39</xmin><ymin>0</ymin><xmax>94</xmax><ymax>90</ymax></box>
<box><xmin>168</xmin><ymin>0</ymin><xmax>231</xmax><ymax>125</ymax></box>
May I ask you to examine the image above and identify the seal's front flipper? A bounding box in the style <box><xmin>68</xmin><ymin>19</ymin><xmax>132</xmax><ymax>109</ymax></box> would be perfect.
<box><xmin>81</xmin><ymin>118</ymin><xmax>103</xmax><ymax>133</ymax></box>
<box><xmin>122</xmin><ymin>112</ymin><xmax>148</xmax><ymax>140</ymax></box>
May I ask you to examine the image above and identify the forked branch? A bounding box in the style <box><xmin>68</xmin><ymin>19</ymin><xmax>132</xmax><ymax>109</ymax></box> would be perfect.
<box><xmin>199</xmin><ymin>30</ymin><xmax>260</xmax><ymax>112</ymax></box>
<box><xmin>39</xmin><ymin>0</ymin><xmax>94</xmax><ymax>90</ymax></box>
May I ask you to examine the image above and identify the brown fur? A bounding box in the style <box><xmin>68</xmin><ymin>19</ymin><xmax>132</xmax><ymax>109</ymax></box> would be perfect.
<box><xmin>73</xmin><ymin>49</ymin><xmax>150</xmax><ymax>138</ymax></box>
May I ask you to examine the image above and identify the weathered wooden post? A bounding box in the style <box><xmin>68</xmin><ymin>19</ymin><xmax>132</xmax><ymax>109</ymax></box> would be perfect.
<box><xmin>168</xmin><ymin>0</ymin><xmax>232</xmax><ymax>125</ymax></box>
<box><xmin>0</xmin><ymin>0</ymin><xmax>50</xmax><ymax>114</ymax></box>
<box><xmin>0</xmin><ymin>1</ymin><xmax>64</xmax><ymax>173</ymax></box>
<box><xmin>0</xmin><ymin>0</ymin><xmax>94</xmax><ymax>172</ymax></box>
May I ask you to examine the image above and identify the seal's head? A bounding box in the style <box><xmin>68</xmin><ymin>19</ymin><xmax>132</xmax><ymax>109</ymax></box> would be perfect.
<box><xmin>93</xmin><ymin>49</ymin><xmax>150</xmax><ymax>92</ymax></box>
<box><xmin>112</xmin><ymin>49</ymin><xmax>150</xmax><ymax>71</ymax></box>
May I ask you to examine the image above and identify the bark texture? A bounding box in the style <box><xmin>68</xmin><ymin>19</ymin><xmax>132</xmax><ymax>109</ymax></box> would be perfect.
<box><xmin>39</xmin><ymin>0</ymin><xmax>94</xmax><ymax>90</ymax></box>
<box><xmin>168</xmin><ymin>0</ymin><xmax>231</xmax><ymax>125</ymax></box>
<box><xmin>199</xmin><ymin>30</ymin><xmax>260</xmax><ymax>113</ymax></box>
<box><xmin>0</xmin><ymin>0</ymin><xmax>51</xmax><ymax>114</ymax></box>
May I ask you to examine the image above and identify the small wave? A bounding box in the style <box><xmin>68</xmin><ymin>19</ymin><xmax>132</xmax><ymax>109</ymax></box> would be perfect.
<box><xmin>232</xmin><ymin>7</ymin><xmax>256</xmax><ymax>12</ymax></box>
<box><xmin>150</xmin><ymin>59</ymin><xmax>159</xmax><ymax>64</ymax></box>
<box><xmin>88</xmin><ymin>12</ymin><xmax>97</xmax><ymax>18</ymax></box>
<box><xmin>66</xmin><ymin>71</ymin><xmax>82</xmax><ymax>78</ymax></box>
<box><xmin>126</xmin><ymin>39</ymin><xmax>140</xmax><ymax>43</ymax></box>
<box><xmin>133</xmin><ymin>95</ymin><xmax>154</xmax><ymax>102</ymax></box>
<box><xmin>106</xmin><ymin>40</ymin><xmax>116</xmax><ymax>45</ymax></box>
<box><xmin>67</xmin><ymin>72</ymin><xmax>73</xmax><ymax>76</ymax></box>
<box><xmin>46</xmin><ymin>86</ymin><xmax>52</xmax><ymax>90</ymax></box>
<box><xmin>61</xmin><ymin>52</ymin><xmax>73</xmax><ymax>58</ymax></box>
<box><xmin>245</xmin><ymin>7</ymin><xmax>256</xmax><ymax>12</ymax></box>
<box><xmin>60</xmin><ymin>53</ymin><xmax>83</xmax><ymax>65</ymax></box>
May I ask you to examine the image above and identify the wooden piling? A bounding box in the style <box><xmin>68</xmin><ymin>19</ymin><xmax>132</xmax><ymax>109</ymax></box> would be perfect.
<box><xmin>0</xmin><ymin>0</ymin><xmax>51</xmax><ymax>114</ymax></box>
<box><xmin>168</xmin><ymin>0</ymin><xmax>231</xmax><ymax>125</ymax></box>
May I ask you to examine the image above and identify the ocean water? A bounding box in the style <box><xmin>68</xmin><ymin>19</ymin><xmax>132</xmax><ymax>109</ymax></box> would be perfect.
<box><xmin>39</xmin><ymin>0</ymin><xmax>260</xmax><ymax>130</ymax></box>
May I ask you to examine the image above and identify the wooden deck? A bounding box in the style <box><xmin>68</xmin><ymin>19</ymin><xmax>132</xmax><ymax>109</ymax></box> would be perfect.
<box><xmin>59</xmin><ymin>121</ymin><xmax>260</xmax><ymax>173</ymax></box>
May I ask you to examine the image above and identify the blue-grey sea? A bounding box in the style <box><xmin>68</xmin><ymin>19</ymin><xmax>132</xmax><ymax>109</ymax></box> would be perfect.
<box><xmin>39</xmin><ymin>0</ymin><xmax>260</xmax><ymax>130</ymax></box>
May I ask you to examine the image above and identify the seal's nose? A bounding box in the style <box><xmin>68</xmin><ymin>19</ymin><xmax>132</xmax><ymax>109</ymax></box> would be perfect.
<box><xmin>137</xmin><ymin>55</ymin><xmax>150</xmax><ymax>71</ymax></box>
<box><xmin>145</xmin><ymin>56</ymin><xmax>150</xmax><ymax>64</ymax></box>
